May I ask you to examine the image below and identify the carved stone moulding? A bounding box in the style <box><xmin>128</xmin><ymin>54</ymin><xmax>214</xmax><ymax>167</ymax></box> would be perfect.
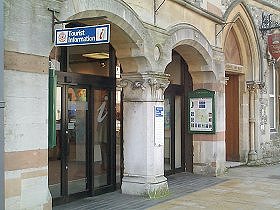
<box><xmin>117</xmin><ymin>72</ymin><xmax>170</xmax><ymax>101</ymax></box>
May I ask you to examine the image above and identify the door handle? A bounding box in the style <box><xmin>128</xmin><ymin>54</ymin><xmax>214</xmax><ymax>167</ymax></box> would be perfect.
<box><xmin>65</xmin><ymin>130</ymin><xmax>70</xmax><ymax>156</ymax></box>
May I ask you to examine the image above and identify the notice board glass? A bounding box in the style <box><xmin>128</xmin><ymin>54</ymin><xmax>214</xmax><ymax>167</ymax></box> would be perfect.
<box><xmin>188</xmin><ymin>89</ymin><xmax>215</xmax><ymax>134</ymax></box>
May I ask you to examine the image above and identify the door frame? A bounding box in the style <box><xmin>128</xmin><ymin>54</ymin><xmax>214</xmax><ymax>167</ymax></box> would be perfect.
<box><xmin>225</xmin><ymin>73</ymin><xmax>240</xmax><ymax>161</ymax></box>
<box><xmin>182</xmin><ymin>58</ymin><xmax>193</xmax><ymax>173</ymax></box>
<box><xmin>53</xmin><ymin>82</ymin><xmax>92</xmax><ymax>205</ymax></box>
<box><xmin>53</xmin><ymin>72</ymin><xmax>117</xmax><ymax>205</ymax></box>
<box><xmin>164</xmin><ymin>84</ymin><xmax>185</xmax><ymax>175</ymax></box>
<box><xmin>50</xmin><ymin>44</ymin><xmax>118</xmax><ymax>205</ymax></box>
<box><xmin>164</xmin><ymin>51</ymin><xmax>193</xmax><ymax>175</ymax></box>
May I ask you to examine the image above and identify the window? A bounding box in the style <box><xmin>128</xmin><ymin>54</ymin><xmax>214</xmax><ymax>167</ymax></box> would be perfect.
<box><xmin>269</xmin><ymin>63</ymin><xmax>277</xmax><ymax>131</ymax></box>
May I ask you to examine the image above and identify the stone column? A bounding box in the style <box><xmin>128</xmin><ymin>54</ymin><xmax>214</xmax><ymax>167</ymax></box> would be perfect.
<box><xmin>119</xmin><ymin>71</ymin><xmax>170</xmax><ymax>197</ymax></box>
<box><xmin>247</xmin><ymin>82</ymin><xmax>257</xmax><ymax>161</ymax></box>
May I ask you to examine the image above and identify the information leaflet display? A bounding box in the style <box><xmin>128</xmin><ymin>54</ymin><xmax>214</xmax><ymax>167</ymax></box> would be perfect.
<box><xmin>188</xmin><ymin>89</ymin><xmax>215</xmax><ymax>134</ymax></box>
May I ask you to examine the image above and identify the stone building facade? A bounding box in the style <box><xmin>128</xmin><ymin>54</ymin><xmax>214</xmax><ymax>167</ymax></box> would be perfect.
<box><xmin>2</xmin><ymin>0</ymin><xmax>280</xmax><ymax>209</ymax></box>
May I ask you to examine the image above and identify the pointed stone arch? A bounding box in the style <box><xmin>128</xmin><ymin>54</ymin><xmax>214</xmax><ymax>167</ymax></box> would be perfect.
<box><xmin>223</xmin><ymin>3</ymin><xmax>261</xmax><ymax>81</ymax></box>
<box><xmin>223</xmin><ymin>2</ymin><xmax>262</xmax><ymax>163</ymax></box>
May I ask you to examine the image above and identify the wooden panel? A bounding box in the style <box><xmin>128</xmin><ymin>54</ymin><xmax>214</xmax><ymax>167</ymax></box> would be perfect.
<box><xmin>225</xmin><ymin>75</ymin><xmax>239</xmax><ymax>161</ymax></box>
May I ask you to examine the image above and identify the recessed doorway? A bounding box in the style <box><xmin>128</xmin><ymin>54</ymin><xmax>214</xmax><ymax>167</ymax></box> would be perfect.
<box><xmin>225</xmin><ymin>74</ymin><xmax>240</xmax><ymax>161</ymax></box>
<box><xmin>48</xmin><ymin>43</ymin><xmax>122</xmax><ymax>205</ymax></box>
<box><xmin>164</xmin><ymin>51</ymin><xmax>193</xmax><ymax>175</ymax></box>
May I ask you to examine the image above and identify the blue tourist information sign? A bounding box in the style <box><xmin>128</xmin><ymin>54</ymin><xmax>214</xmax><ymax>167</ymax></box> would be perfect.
<box><xmin>55</xmin><ymin>24</ymin><xmax>110</xmax><ymax>46</ymax></box>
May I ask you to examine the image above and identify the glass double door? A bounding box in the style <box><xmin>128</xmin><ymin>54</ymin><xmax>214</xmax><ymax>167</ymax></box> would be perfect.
<box><xmin>49</xmin><ymin>81</ymin><xmax>116</xmax><ymax>203</ymax></box>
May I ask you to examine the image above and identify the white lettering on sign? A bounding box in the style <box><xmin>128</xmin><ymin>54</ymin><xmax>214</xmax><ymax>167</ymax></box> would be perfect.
<box><xmin>154</xmin><ymin>106</ymin><xmax>164</xmax><ymax>146</ymax></box>
<box><xmin>55</xmin><ymin>24</ymin><xmax>110</xmax><ymax>46</ymax></box>
<box><xmin>68</xmin><ymin>36</ymin><xmax>95</xmax><ymax>43</ymax></box>
<box><xmin>68</xmin><ymin>30</ymin><xmax>85</xmax><ymax>36</ymax></box>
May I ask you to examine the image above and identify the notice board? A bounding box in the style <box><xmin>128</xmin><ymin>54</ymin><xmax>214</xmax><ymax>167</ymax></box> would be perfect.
<box><xmin>188</xmin><ymin>89</ymin><xmax>215</xmax><ymax>134</ymax></box>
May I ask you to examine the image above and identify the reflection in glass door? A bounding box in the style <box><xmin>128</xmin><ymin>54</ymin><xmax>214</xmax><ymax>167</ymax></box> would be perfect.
<box><xmin>93</xmin><ymin>89</ymin><xmax>110</xmax><ymax>188</ymax></box>
<box><xmin>49</xmin><ymin>43</ymin><xmax>118</xmax><ymax>205</ymax></box>
<box><xmin>116</xmin><ymin>90</ymin><xmax>122</xmax><ymax>185</ymax></box>
<box><xmin>164</xmin><ymin>94</ymin><xmax>183</xmax><ymax>175</ymax></box>
<box><xmin>48</xmin><ymin>85</ymin><xmax>89</xmax><ymax>200</ymax></box>
<box><xmin>164</xmin><ymin>97</ymin><xmax>172</xmax><ymax>171</ymax></box>
<box><xmin>48</xmin><ymin>87</ymin><xmax>62</xmax><ymax>198</ymax></box>
<box><xmin>67</xmin><ymin>87</ymin><xmax>88</xmax><ymax>194</ymax></box>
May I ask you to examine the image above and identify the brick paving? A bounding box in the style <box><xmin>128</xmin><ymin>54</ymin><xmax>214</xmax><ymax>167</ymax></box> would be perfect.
<box><xmin>150</xmin><ymin>164</ymin><xmax>280</xmax><ymax>210</ymax></box>
<box><xmin>54</xmin><ymin>163</ymin><xmax>280</xmax><ymax>210</ymax></box>
<box><xmin>54</xmin><ymin>173</ymin><xmax>226</xmax><ymax>210</ymax></box>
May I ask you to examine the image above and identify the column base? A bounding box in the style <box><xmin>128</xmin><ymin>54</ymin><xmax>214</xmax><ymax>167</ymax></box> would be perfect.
<box><xmin>193</xmin><ymin>162</ymin><xmax>226</xmax><ymax>176</ymax></box>
<box><xmin>121</xmin><ymin>175</ymin><xmax>169</xmax><ymax>198</ymax></box>
<box><xmin>248</xmin><ymin>151</ymin><xmax>257</xmax><ymax>161</ymax></box>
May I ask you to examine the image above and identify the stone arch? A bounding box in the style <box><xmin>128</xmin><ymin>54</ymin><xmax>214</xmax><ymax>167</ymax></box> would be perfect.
<box><xmin>223</xmin><ymin>3</ymin><xmax>261</xmax><ymax>81</ymax></box>
<box><xmin>163</xmin><ymin>23</ymin><xmax>216</xmax><ymax>84</ymax></box>
<box><xmin>51</xmin><ymin>0</ymin><xmax>154</xmax><ymax>73</ymax></box>
<box><xmin>223</xmin><ymin>2</ymin><xmax>262</xmax><ymax>163</ymax></box>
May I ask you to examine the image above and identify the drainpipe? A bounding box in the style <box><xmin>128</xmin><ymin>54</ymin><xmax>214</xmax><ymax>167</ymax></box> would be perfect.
<box><xmin>0</xmin><ymin>0</ymin><xmax>5</xmax><ymax>209</ymax></box>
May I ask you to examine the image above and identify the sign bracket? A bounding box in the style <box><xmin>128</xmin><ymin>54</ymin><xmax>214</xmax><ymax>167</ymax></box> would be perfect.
<box><xmin>48</xmin><ymin>8</ymin><xmax>60</xmax><ymax>42</ymax></box>
<box><xmin>48</xmin><ymin>8</ymin><xmax>107</xmax><ymax>42</ymax></box>
<box><xmin>259</xmin><ymin>12</ymin><xmax>280</xmax><ymax>38</ymax></box>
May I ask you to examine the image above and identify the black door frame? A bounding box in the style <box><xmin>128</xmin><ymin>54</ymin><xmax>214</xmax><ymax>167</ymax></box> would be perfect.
<box><xmin>164</xmin><ymin>51</ymin><xmax>193</xmax><ymax>176</ymax></box>
<box><xmin>164</xmin><ymin>85</ymin><xmax>185</xmax><ymax>175</ymax></box>
<box><xmin>55</xmin><ymin>83</ymin><xmax>92</xmax><ymax>205</ymax></box>
<box><xmin>51</xmin><ymin>44</ymin><xmax>118</xmax><ymax>205</ymax></box>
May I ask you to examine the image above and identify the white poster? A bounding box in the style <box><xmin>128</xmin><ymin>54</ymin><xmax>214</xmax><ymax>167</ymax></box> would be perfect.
<box><xmin>189</xmin><ymin>98</ymin><xmax>213</xmax><ymax>132</ymax></box>
<box><xmin>154</xmin><ymin>106</ymin><xmax>164</xmax><ymax>146</ymax></box>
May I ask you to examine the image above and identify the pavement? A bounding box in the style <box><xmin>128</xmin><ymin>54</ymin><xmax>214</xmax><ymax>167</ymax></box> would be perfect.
<box><xmin>150</xmin><ymin>163</ymin><xmax>280</xmax><ymax>210</ymax></box>
<box><xmin>54</xmin><ymin>163</ymin><xmax>280</xmax><ymax>210</ymax></box>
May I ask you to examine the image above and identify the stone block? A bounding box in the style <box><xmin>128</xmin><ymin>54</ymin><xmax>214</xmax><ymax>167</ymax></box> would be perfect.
<box><xmin>122</xmin><ymin>175</ymin><xmax>168</xmax><ymax>197</ymax></box>
<box><xmin>21</xmin><ymin>176</ymin><xmax>49</xmax><ymax>209</ymax></box>
<box><xmin>5</xmin><ymin>196</ymin><xmax>20</xmax><ymax>210</ymax></box>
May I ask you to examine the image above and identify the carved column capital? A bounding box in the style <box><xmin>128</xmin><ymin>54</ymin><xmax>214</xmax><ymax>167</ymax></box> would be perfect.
<box><xmin>117</xmin><ymin>72</ymin><xmax>170</xmax><ymax>102</ymax></box>
<box><xmin>246</xmin><ymin>81</ymin><xmax>264</xmax><ymax>92</ymax></box>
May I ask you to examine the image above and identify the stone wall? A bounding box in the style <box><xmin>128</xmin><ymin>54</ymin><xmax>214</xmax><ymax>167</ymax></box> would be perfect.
<box><xmin>260</xmin><ymin>133</ymin><xmax>280</xmax><ymax>164</ymax></box>
<box><xmin>4</xmin><ymin>1</ymin><xmax>52</xmax><ymax>208</ymax></box>
<box><xmin>247</xmin><ymin>1</ymin><xmax>280</xmax><ymax>165</ymax></box>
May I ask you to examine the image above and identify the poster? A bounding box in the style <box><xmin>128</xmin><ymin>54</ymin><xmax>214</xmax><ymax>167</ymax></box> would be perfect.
<box><xmin>154</xmin><ymin>106</ymin><xmax>164</xmax><ymax>146</ymax></box>
<box><xmin>188</xmin><ymin>89</ymin><xmax>215</xmax><ymax>134</ymax></box>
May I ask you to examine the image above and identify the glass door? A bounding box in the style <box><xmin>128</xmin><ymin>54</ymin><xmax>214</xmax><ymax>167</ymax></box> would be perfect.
<box><xmin>164</xmin><ymin>86</ymin><xmax>184</xmax><ymax>175</ymax></box>
<box><xmin>67</xmin><ymin>86</ymin><xmax>89</xmax><ymax>194</ymax></box>
<box><xmin>93</xmin><ymin>89</ymin><xmax>111</xmax><ymax>188</ymax></box>
<box><xmin>48</xmin><ymin>86</ymin><xmax>62</xmax><ymax>199</ymax></box>
<box><xmin>48</xmin><ymin>85</ymin><xmax>90</xmax><ymax>202</ymax></box>
<box><xmin>92</xmin><ymin>88</ymin><xmax>117</xmax><ymax>195</ymax></box>
<box><xmin>164</xmin><ymin>97</ymin><xmax>172</xmax><ymax>171</ymax></box>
